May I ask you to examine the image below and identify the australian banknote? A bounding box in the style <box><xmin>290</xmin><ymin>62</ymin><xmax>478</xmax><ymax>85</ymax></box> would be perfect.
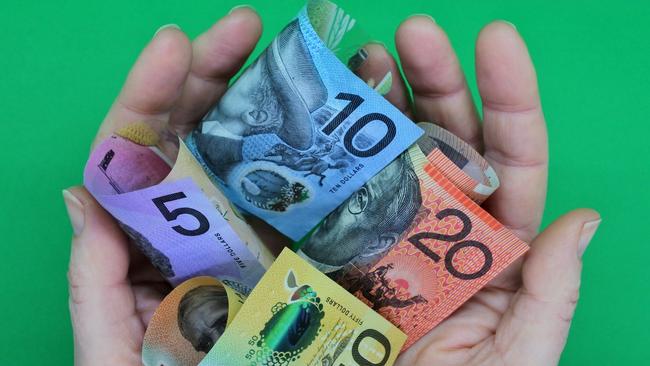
<box><xmin>84</xmin><ymin>123</ymin><xmax>273</xmax><ymax>293</ymax></box>
<box><xmin>350</xmin><ymin>146</ymin><xmax>526</xmax><ymax>348</ymax></box>
<box><xmin>185</xmin><ymin>0</ymin><xmax>423</xmax><ymax>241</ymax></box>
<box><xmin>142</xmin><ymin>276</ymin><xmax>247</xmax><ymax>366</ymax></box>
<box><xmin>416</xmin><ymin>122</ymin><xmax>499</xmax><ymax>204</ymax></box>
<box><xmin>297</xmin><ymin>143</ymin><xmax>528</xmax><ymax>348</ymax></box>
<box><xmin>199</xmin><ymin>249</ymin><xmax>406</xmax><ymax>366</ymax></box>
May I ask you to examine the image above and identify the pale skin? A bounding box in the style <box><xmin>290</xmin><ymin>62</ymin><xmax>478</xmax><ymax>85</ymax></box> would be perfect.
<box><xmin>63</xmin><ymin>7</ymin><xmax>601</xmax><ymax>366</ymax></box>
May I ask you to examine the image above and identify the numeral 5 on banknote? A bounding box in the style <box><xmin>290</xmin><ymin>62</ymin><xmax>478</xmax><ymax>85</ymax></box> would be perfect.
<box><xmin>152</xmin><ymin>192</ymin><xmax>211</xmax><ymax>237</ymax></box>
<box><xmin>85</xmin><ymin>125</ymin><xmax>274</xmax><ymax>294</ymax></box>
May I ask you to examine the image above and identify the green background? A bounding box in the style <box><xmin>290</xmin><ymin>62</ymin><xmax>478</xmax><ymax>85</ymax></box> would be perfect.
<box><xmin>1</xmin><ymin>0</ymin><xmax>648</xmax><ymax>364</ymax></box>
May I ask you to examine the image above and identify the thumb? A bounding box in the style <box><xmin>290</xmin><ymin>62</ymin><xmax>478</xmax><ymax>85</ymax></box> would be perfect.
<box><xmin>496</xmin><ymin>209</ymin><xmax>601</xmax><ymax>366</ymax></box>
<box><xmin>63</xmin><ymin>186</ymin><xmax>142</xmax><ymax>365</ymax></box>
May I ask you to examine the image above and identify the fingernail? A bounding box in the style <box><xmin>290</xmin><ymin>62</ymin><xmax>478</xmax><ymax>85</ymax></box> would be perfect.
<box><xmin>63</xmin><ymin>190</ymin><xmax>85</xmax><ymax>236</ymax></box>
<box><xmin>229</xmin><ymin>4</ymin><xmax>254</xmax><ymax>15</ymax></box>
<box><xmin>348</xmin><ymin>47</ymin><xmax>369</xmax><ymax>71</ymax></box>
<box><xmin>153</xmin><ymin>24</ymin><xmax>180</xmax><ymax>38</ymax></box>
<box><xmin>578</xmin><ymin>219</ymin><xmax>601</xmax><ymax>257</ymax></box>
<box><xmin>411</xmin><ymin>14</ymin><xmax>436</xmax><ymax>23</ymax></box>
<box><xmin>500</xmin><ymin>20</ymin><xmax>517</xmax><ymax>30</ymax></box>
<box><xmin>368</xmin><ymin>40</ymin><xmax>388</xmax><ymax>49</ymax></box>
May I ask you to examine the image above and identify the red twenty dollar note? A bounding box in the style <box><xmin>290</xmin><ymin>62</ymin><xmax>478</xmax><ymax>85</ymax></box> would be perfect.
<box><xmin>346</xmin><ymin>146</ymin><xmax>528</xmax><ymax>349</ymax></box>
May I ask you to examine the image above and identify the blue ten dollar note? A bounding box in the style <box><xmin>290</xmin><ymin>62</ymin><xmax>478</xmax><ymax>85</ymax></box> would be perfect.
<box><xmin>186</xmin><ymin>0</ymin><xmax>423</xmax><ymax>240</ymax></box>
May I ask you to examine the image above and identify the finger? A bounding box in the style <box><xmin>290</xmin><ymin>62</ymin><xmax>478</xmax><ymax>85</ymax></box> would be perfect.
<box><xmin>496</xmin><ymin>209</ymin><xmax>601</xmax><ymax>366</ymax></box>
<box><xmin>170</xmin><ymin>6</ymin><xmax>263</xmax><ymax>136</ymax></box>
<box><xmin>63</xmin><ymin>187</ymin><xmax>143</xmax><ymax>364</ymax></box>
<box><xmin>477</xmin><ymin>22</ymin><xmax>548</xmax><ymax>243</ymax></box>
<box><xmin>354</xmin><ymin>43</ymin><xmax>411</xmax><ymax>116</ymax></box>
<box><xmin>95</xmin><ymin>26</ymin><xmax>192</xmax><ymax>147</ymax></box>
<box><xmin>396</xmin><ymin>15</ymin><xmax>482</xmax><ymax>150</ymax></box>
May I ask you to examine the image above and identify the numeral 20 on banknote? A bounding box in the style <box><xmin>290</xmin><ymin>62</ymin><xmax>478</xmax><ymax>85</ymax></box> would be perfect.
<box><xmin>407</xmin><ymin>208</ymin><xmax>493</xmax><ymax>280</ymax></box>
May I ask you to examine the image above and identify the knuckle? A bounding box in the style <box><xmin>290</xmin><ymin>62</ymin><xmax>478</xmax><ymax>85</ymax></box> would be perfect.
<box><xmin>67</xmin><ymin>265</ymin><xmax>88</xmax><ymax>306</ymax></box>
<box><xmin>557</xmin><ymin>288</ymin><xmax>580</xmax><ymax>324</ymax></box>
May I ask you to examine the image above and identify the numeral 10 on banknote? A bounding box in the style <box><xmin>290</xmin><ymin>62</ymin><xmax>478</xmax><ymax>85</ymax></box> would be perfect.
<box><xmin>322</xmin><ymin>93</ymin><xmax>397</xmax><ymax>158</ymax></box>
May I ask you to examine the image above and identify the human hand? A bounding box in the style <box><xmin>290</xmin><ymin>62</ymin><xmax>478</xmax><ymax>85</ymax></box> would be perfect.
<box><xmin>378</xmin><ymin>17</ymin><xmax>601</xmax><ymax>366</ymax></box>
<box><xmin>63</xmin><ymin>7</ymin><xmax>265</xmax><ymax>365</ymax></box>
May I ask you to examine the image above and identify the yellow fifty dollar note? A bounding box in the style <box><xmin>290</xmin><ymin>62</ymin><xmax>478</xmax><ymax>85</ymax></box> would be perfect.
<box><xmin>200</xmin><ymin>249</ymin><xmax>406</xmax><ymax>366</ymax></box>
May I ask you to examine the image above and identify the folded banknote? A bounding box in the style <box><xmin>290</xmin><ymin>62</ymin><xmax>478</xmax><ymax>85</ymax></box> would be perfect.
<box><xmin>297</xmin><ymin>145</ymin><xmax>528</xmax><ymax>349</ymax></box>
<box><xmin>142</xmin><ymin>276</ymin><xmax>247</xmax><ymax>366</ymax></box>
<box><xmin>416</xmin><ymin>122</ymin><xmax>499</xmax><ymax>204</ymax></box>
<box><xmin>185</xmin><ymin>0</ymin><xmax>423</xmax><ymax>240</ymax></box>
<box><xmin>84</xmin><ymin>124</ymin><xmax>273</xmax><ymax>293</ymax></box>
<box><xmin>199</xmin><ymin>249</ymin><xmax>406</xmax><ymax>366</ymax></box>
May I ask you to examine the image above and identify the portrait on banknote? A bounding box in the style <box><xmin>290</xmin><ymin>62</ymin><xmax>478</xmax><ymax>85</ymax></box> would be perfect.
<box><xmin>189</xmin><ymin>19</ymin><xmax>368</xmax><ymax>215</ymax></box>
<box><xmin>177</xmin><ymin>285</ymin><xmax>230</xmax><ymax>353</ymax></box>
<box><xmin>297</xmin><ymin>153</ymin><xmax>422</xmax><ymax>277</ymax></box>
<box><xmin>191</xmin><ymin>19</ymin><xmax>331</xmax><ymax>205</ymax></box>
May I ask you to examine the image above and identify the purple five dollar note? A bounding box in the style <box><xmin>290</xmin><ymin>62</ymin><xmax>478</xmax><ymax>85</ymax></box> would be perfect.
<box><xmin>84</xmin><ymin>135</ymin><xmax>266</xmax><ymax>294</ymax></box>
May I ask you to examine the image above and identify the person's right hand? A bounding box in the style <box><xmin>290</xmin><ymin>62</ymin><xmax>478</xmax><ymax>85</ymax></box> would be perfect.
<box><xmin>377</xmin><ymin>17</ymin><xmax>601</xmax><ymax>366</ymax></box>
<box><xmin>332</xmin><ymin>14</ymin><xmax>601</xmax><ymax>366</ymax></box>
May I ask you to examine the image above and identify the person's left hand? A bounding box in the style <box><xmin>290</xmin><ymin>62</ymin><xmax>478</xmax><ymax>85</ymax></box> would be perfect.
<box><xmin>64</xmin><ymin>8</ymin><xmax>265</xmax><ymax>364</ymax></box>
